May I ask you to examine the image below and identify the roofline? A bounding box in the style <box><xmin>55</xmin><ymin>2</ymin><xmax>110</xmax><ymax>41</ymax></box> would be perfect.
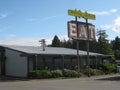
<box><xmin>20</xmin><ymin>53</ymin><xmax>107</xmax><ymax>57</ymax></box>
<box><xmin>1</xmin><ymin>45</ymin><xmax>112</xmax><ymax>57</ymax></box>
<box><xmin>1</xmin><ymin>46</ymin><xmax>27</xmax><ymax>55</ymax></box>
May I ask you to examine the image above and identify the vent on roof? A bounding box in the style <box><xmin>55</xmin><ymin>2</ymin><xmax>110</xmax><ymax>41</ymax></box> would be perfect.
<box><xmin>39</xmin><ymin>39</ymin><xmax>46</xmax><ymax>51</ymax></box>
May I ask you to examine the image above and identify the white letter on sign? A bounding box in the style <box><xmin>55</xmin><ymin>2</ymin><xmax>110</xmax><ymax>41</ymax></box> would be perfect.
<box><xmin>69</xmin><ymin>23</ymin><xmax>77</xmax><ymax>37</ymax></box>
<box><xmin>79</xmin><ymin>25</ymin><xmax>87</xmax><ymax>38</ymax></box>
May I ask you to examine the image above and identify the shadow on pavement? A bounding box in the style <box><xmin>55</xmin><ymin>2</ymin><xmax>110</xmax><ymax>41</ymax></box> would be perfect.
<box><xmin>96</xmin><ymin>75</ymin><xmax>120</xmax><ymax>81</ymax></box>
<box><xmin>0</xmin><ymin>75</ymin><xmax>28</xmax><ymax>82</ymax></box>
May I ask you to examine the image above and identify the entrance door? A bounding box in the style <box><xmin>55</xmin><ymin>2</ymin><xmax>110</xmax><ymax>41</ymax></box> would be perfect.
<box><xmin>0</xmin><ymin>47</ymin><xmax>6</xmax><ymax>75</ymax></box>
<box><xmin>1</xmin><ymin>60</ymin><xmax>5</xmax><ymax>75</ymax></box>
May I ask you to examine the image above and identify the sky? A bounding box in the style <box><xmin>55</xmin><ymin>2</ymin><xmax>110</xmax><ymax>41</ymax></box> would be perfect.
<box><xmin>0</xmin><ymin>0</ymin><xmax>120</xmax><ymax>46</ymax></box>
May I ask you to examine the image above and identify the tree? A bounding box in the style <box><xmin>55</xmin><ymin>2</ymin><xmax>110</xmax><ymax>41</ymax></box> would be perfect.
<box><xmin>114</xmin><ymin>50</ymin><xmax>120</xmax><ymax>60</ymax></box>
<box><xmin>96</xmin><ymin>30</ymin><xmax>113</xmax><ymax>55</ymax></box>
<box><xmin>97</xmin><ymin>30</ymin><xmax>108</xmax><ymax>41</ymax></box>
<box><xmin>111</xmin><ymin>36</ymin><xmax>120</xmax><ymax>60</ymax></box>
<box><xmin>89</xmin><ymin>40</ymin><xmax>98</xmax><ymax>52</ymax></box>
<box><xmin>51</xmin><ymin>35</ymin><xmax>61</xmax><ymax>47</ymax></box>
<box><xmin>112</xmin><ymin>36</ymin><xmax>120</xmax><ymax>50</ymax></box>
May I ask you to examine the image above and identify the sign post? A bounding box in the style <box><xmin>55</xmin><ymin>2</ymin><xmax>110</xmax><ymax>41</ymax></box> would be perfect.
<box><xmin>68</xmin><ymin>9</ymin><xmax>96</xmax><ymax>77</ymax></box>
<box><xmin>86</xmin><ymin>18</ymin><xmax>90</xmax><ymax>77</ymax></box>
<box><xmin>75</xmin><ymin>16</ymin><xmax>80</xmax><ymax>74</ymax></box>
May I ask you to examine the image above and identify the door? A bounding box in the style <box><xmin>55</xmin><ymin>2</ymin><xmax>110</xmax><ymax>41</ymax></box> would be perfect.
<box><xmin>1</xmin><ymin>60</ymin><xmax>5</xmax><ymax>75</ymax></box>
<box><xmin>0</xmin><ymin>47</ymin><xmax>5</xmax><ymax>75</ymax></box>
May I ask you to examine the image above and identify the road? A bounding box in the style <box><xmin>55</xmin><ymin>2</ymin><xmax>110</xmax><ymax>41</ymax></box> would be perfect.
<box><xmin>0</xmin><ymin>74</ymin><xmax>120</xmax><ymax>90</ymax></box>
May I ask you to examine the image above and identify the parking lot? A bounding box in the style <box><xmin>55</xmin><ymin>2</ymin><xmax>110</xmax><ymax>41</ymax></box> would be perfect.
<box><xmin>0</xmin><ymin>74</ymin><xmax>120</xmax><ymax>90</ymax></box>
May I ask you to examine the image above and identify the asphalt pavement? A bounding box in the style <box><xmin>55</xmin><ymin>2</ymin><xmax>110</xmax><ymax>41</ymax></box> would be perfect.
<box><xmin>0</xmin><ymin>74</ymin><xmax>120</xmax><ymax>90</ymax></box>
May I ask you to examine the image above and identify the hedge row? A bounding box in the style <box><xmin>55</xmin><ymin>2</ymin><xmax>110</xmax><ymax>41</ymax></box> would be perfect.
<box><xmin>28</xmin><ymin>64</ymin><xmax>116</xmax><ymax>79</ymax></box>
<box><xmin>83</xmin><ymin>68</ymin><xmax>105</xmax><ymax>76</ymax></box>
<box><xmin>28</xmin><ymin>69</ymin><xmax>83</xmax><ymax>79</ymax></box>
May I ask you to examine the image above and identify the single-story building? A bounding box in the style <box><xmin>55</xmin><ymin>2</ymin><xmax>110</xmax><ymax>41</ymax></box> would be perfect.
<box><xmin>0</xmin><ymin>45</ymin><xmax>112</xmax><ymax>77</ymax></box>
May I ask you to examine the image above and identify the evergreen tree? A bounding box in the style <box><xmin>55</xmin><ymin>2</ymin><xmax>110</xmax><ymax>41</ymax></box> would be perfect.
<box><xmin>96</xmin><ymin>30</ymin><xmax>113</xmax><ymax>55</ymax></box>
<box><xmin>111</xmin><ymin>36</ymin><xmax>120</xmax><ymax>60</ymax></box>
<box><xmin>89</xmin><ymin>40</ymin><xmax>98</xmax><ymax>52</ymax></box>
<box><xmin>112</xmin><ymin>36</ymin><xmax>120</xmax><ymax>50</ymax></box>
<box><xmin>51</xmin><ymin>35</ymin><xmax>61</xmax><ymax>47</ymax></box>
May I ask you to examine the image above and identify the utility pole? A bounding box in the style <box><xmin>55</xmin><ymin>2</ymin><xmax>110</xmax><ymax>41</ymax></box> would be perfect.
<box><xmin>39</xmin><ymin>39</ymin><xmax>46</xmax><ymax>51</ymax></box>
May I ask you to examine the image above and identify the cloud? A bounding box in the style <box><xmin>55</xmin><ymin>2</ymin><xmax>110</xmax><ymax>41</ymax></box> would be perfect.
<box><xmin>26</xmin><ymin>18</ymin><xmax>37</xmax><ymax>22</ymax></box>
<box><xmin>112</xmin><ymin>16</ymin><xmax>120</xmax><ymax>33</ymax></box>
<box><xmin>100</xmin><ymin>16</ymin><xmax>120</xmax><ymax>33</ymax></box>
<box><xmin>110</xmin><ymin>9</ymin><xmax>118</xmax><ymax>13</ymax></box>
<box><xmin>59</xmin><ymin>35</ymin><xmax>69</xmax><ymax>41</ymax></box>
<box><xmin>0</xmin><ymin>35</ymin><xmax>69</xmax><ymax>46</ymax></box>
<box><xmin>92</xmin><ymin>11</ymin><xmax>109</xmax><ymax>16</ymax></box>
<box><xmin>0</xmin><ymin>38</ymin><xmax>52</xmax><ymax>46</ymax></box>
<box><xmin>0</xmin><ymin>12</ymin><xmax>8</xmax><ymax>19</ymax></box>
<box><xmin>42</xmin><ymin>16</ymin><xmax>57</xmax><ymax>21</ymax></box>
<box><xmin>90</xmin><ymin>8</ymin><xmax>118</xmax><ymax>16</ymax></box>
<box><xmin>100</xmin><ymin>24</ymin><xmax>112</xmax><ymax>30</ymax></box>
<box><xmin>8</xmin><ymin>34</ymin><xmax>17</xmax><ymax>38</ymax></box>
<box><xmin>26</xmin><ymin>16</ymin><xmax>57</xmax><ymax>23</ymax></box>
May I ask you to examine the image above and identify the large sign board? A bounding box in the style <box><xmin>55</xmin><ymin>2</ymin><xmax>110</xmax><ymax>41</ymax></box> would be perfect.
<box><xmin>68</xmin><ymin>9</ymin><xmax>96</xmax><ymax>20</ymax></box>
<box><xmin>68</xmin><ymin>21</ymin><xmax>95</xmax><ymax>40</ymax></box>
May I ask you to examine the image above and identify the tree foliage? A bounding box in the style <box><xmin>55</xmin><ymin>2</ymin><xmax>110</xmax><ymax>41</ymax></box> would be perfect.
<box><xmin>111</xmin><ymin>36</ymin><xmax>120</xmax><ymax>59</ymax></box>
<box><xmin>96</xmin><ymin>30</ymin><xmax>113</xmax><ymax>55</ymax></box>
<box><xmin>50</xmin><ymin>31</ymin><xmax>120</xmax><ymax>56</ymax></box>
<box><xmin>112</xmin><ymin>36</ymin><xmax>120</xmax><ymax>50</ymax></box>
<box><xmin>51</xmin><ymin>35</ymin><xmax>61</xmax><ymax>47</ymax></box>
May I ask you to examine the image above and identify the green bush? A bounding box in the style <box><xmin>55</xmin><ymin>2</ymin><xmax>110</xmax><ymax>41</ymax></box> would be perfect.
<box><xmin>92</xmin><ymin>69</ymin><xmax>105</xmax><ymax>75</ymax></box>
<box><xmin>37</xmin><ymin>70</ymin><xmax>51</xmax><ymax>79</ymax></box>
<box><xmin>29</xmin><ymin>69</ymin><xmax>91</xmax><ymax>79</ymax></box>
<box><xmin>63</xmin><ymin>69</ymin><xmax>80</xmax><ymax>77</ymax></box>
<box><xmin>83</xmin><ymin>68</ymin><xmax>105</xmax><ymax>76</ymax></box>
<box><xmin>51</xmin><ymin>69</ymin><xmax>63</xmax><ymax>78</ymax></box>
<box><xmin>29</xmin><ymin>70</ymin><xmax>51</xmax><ymax>79</ymax></box>
<box><xmin>84</xmin><ymin>68</ymin><xmax>95</xmax><ymax>76</ymax></box>
<box><xmin>100</xmin><ymin>64</ymin><xmax>117</xmax><ymax>74</ymax></box>
<box><xmin>28</xmin><ymin>71</ymin><xmax>37</xmax><ymax>78</ymax></box>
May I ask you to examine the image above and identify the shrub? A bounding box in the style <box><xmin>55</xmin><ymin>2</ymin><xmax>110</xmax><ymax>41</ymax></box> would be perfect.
<box><xmin>28</xmin><ymin>69</ymin><xmax>86</xmax><ymax>79</ymax></box>
<box><xmin>100</xmin><ymin>64</ymin><xmax>117</xmax><ymax>74</ymax></box>
<box><xmin>84</xmin><ymin>68</ymin><xmax>95</xmax><ymax>76</ymax></box>
<box><xmin>63</xmin><ymin>69</ymin><xmax>80</xmax><ymax>77</ymax></box>
<box><xmin>29</xmin><ymin>70</ymin><xmax>51</xmax><ymax>79</ymax></box>
<box><xmin>95</xmin><ymin>69</ymin><xmax>105</xmax><ymax>75</ymax></box>
<box><xmin>28</xmin><ymin>71</ymin><xmax>37</xmax><ymax>78</ymax></box>
<box><xmin>37</xmin><ymin>70</ymin><xmax>52</xmax><ymax>79</ymax></box>
<box><xmin>51</xmin><ymin>69</ymin><xmax>63</xmax><ymax>78</ymax></box>
<box><xmin>83</xmin><ymin>68</ymin><xmax>105</xmax><ymax>76</ymax></box>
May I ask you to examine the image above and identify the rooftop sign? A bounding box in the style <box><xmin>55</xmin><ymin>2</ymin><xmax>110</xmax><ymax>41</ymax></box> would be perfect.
<box><xmin>68</xmin><ymin>9</ymin><xmax>96</xmax><ymax>20</ymax></box>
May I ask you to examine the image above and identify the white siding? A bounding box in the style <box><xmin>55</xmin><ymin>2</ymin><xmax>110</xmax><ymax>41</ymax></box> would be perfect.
<box><xmin>5</xmin><ymin>49</ymin><xmax>27</xmax><ymax>77</ymax></box>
